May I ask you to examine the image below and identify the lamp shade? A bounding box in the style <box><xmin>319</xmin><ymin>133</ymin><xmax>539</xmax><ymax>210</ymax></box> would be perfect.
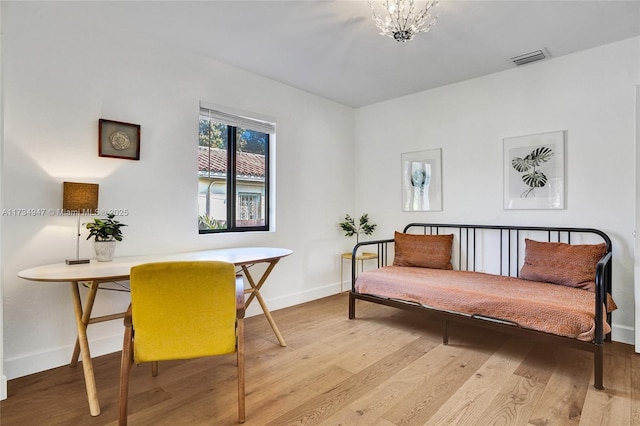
<box><xmin>62</xmin><ymin>182</ymin><xmax>99</xmax><ymax>213</ymax></box>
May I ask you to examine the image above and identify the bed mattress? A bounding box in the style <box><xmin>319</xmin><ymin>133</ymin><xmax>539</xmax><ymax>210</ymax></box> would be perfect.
<box><xmin>355</xmin><ymin>266</ymin><xmax>616</xmax><ymax>342</ymax></box>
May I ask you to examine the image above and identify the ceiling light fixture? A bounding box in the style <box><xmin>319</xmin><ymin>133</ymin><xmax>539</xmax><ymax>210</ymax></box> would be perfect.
<box><xmin>369</xmin><ymin>0</ymin><xmax>439</xmax><ymax>43</ymax></box>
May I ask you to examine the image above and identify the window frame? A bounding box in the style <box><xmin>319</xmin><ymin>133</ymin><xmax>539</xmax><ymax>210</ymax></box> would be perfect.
<box><xmin>198</xmin><ymin>105</ymin><xmax>273</xmax><ymax>234</ymax></box>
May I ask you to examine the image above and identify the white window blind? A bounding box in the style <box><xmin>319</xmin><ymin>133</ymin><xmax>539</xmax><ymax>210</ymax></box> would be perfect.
<box><xmin>199</xmin><ymin>103</ymin><xmax>275</xmax><ymax>135</ymax></box>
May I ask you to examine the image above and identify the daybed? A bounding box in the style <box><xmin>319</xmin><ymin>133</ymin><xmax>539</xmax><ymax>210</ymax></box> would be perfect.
<box><xmin>348</xmin><ymin>223</ymin><xmax>615</xmax><ymax>390</ymax></box>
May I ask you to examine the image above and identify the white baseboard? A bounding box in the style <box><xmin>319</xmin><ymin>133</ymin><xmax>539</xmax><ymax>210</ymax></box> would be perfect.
<box><xmin>245</xmin><ymin>282</ymin><xmax>341</xmax><ymax>317</ymax></box>
<box><xmin>1</xmin><ymin>375</ymin><xmax>7</xmax><ymax>400</ymax></box>
<box><xmin>612</xmin><ymin>323</ymin><xmax>634</xmax><ymax>346</ymax></box>
<box><xmin>4</xmin><ymin>334</ymin><xmax>124</xmax><ymax>380</ymax></box>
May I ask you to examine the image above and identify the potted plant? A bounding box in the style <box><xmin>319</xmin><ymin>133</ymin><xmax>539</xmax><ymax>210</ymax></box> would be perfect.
<box><xmin>85</xmin><ymin>213</ymin><xmax>127</xmax><ymax>261</ymax></box>
<box><xmin>339</xmin><ymin>213</ymin><xmax>377</xmax><ymax>244</ymax></box>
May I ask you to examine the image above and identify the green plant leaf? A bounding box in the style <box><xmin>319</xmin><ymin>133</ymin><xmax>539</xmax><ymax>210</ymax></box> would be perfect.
<box><xmin>85</xmin><ymin>215</ymin><xmax>127</xmax><ymax>241</ymax></box>
<box><xmin>338</xmin><ymin>213</ymin><xmax>376</xmax><ymax>239</ymax></box>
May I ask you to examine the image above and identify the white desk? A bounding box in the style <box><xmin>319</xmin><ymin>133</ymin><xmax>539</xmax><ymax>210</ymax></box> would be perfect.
<box><xmin>17</xmin><ymin>247</ymin><xmax>292</xmax><ymax>416</ymax></box>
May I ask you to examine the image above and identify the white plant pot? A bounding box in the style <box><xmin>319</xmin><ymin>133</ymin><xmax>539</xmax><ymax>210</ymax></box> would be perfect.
<box><xmin>94</xmin><ymin>240</ymin><xmax>117</xmax><ymax>262</ymax></box>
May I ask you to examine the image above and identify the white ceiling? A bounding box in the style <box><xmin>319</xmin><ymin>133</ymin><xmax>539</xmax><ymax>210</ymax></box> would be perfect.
<box><xmin>95</xmin><ymin>1</ymin><xmax>640</xmax><ymax>108</ymax></box>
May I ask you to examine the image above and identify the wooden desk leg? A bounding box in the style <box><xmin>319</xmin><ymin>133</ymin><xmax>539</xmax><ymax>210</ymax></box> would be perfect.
<box><xmin>70</xmin><ymin>281</ymin><xmax>100</xmax><ymax>367</ymax></box>
<box><xmin>70</xmin><ymin>281</ymin><xmax>101</xmax><ymax>416</ymax></box>
<box><xmin>243</xmin><ymin>261</ymin><xmax>277</xmax><ymax>308</ymax></box>
<box><xmin>241</xmin><ymin>261</ymin><xmax>287</xmax><ymax>347</ymax></box>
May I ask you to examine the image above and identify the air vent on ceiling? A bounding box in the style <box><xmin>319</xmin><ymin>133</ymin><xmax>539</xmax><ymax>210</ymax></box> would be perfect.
<box><xmin>511</xmin><ymin>49</ymin><xmax>549</xmax><ymax>66</ymax></box>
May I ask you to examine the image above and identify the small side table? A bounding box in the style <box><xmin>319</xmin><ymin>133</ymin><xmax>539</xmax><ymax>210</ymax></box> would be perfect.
<box><xmin>340</xmin><ymin>252</ymin><xmax>378</xmax><ymax>292</ymax></box>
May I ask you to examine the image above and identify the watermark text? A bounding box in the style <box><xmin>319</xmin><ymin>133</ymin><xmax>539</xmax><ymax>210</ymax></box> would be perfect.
<box><xmin>1</xmin><ymin>208</ymin><xmax>130</xmax><ymax>217</ymax></box>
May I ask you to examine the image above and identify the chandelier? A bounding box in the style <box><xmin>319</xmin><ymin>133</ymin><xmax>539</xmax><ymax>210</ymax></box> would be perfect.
<box><xmin>369</xmin><ymin>0</ymin><xmax>439</xmax><ymax>43</ymax></box>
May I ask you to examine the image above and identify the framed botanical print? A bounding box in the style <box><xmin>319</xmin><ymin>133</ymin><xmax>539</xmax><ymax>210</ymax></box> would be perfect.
<box><xmin>504</xmin><ymin>130</ymin><xmax>565</xmax><ymax>209</ymax></box>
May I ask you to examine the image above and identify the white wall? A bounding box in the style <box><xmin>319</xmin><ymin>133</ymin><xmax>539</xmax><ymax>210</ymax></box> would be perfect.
<box><xmin>1</xmin><ymin>2</ymin><xmax>355</xmax><ymax>379</ymax></box>
<box><xmin>355</xmin><ymin>37</ymin><xmax>640</xmax><ymax>344</ymax></box>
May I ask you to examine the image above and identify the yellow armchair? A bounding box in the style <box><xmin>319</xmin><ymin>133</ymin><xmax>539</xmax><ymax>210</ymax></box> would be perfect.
<box><xmin>118</xmin><ymin>261</ymin><xmax>245</xmax><ymax>425</ymax></box>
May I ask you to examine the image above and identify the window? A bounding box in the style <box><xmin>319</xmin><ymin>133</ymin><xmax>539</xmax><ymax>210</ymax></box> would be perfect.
<box><xmin>198</xmin><ymin>105</ymin><xmax>273</xmax><ymax>233</ymax></box>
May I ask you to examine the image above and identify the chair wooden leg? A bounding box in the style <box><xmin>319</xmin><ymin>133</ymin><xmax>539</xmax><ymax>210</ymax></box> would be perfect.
<box><xmin>119</xmin><ymin>324</ymin><xmax>134</xmax><ymax>426</ymax></box>
<box><xmin>237</xmin><ymin>317</ymin><xmax>245</xmax><ymax>423</ymax></box>
<box><xmin>152</xmin><ymin>361</ymin><xmax>158</xmax><ymax>377</ymax></box>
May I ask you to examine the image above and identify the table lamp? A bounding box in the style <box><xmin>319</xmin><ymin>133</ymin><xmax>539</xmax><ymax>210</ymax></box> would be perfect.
<box><xmin>63</xmin><ymin>182</ymin><xmax>99</xmax><ymax>265</ymax></box>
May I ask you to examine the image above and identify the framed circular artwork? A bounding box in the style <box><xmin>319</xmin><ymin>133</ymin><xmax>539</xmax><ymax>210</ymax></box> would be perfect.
<box><xmin>98</xmin><ymin>119</ymin><xmax>141</xmax><ymax>160</ymax></box>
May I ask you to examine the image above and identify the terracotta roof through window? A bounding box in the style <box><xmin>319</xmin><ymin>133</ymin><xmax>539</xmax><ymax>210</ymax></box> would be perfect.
<box><xmin>198</xmin><ymin>146</ymin><xmax>265</xmax><ymax>178</ymax></box>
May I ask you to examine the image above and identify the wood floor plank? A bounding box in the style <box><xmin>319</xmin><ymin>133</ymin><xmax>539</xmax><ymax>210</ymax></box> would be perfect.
<box><xmin>527</xmin><ymin>347</ymin><xmax>592</xmax><ymax>425</ymax></box>
<box><xmin>384</xmin><ymin>334</ymin><xmax>508</xmax><ymax>425</ymax></box>
<box><xmin>263</xmin><ymin>335</ymin><xmax>434</xmax><ymax>426</ymax></box>
<box><xmin>247</xmin><ymin>322</ymin><xmax>407</xmax><ymax>386</ymax></box>
<box><xmin>476</xmin><ymin>375</ymin><xmax>546</xmax><ymax>425</ymax></box>
<box><xmin>579</xmin><ymin>349</ymin><xmax>631</xmax><ymax>426</ymax></box>
<box><xmin>513</xmin><ymin>341</ymin><xmax>561</xmax><ymax>385</ymax></box>
<box><xmin>423</xmin><ymin>337</ymin><xmax>534</xmax><ymax>425</ymax></box>
<box><xmin>322</xmin><ymin>320</ymin><xmax>427</xmax><ymax>375</ymax></box>
<box><xmin>367</xmin><ymin>418</ymin><xmax>396</xmax><ymax>426</ymax></box>
<box><xmin>328</xmin><ymin>339</ymin><xmax>497</xmax><ymax>426</ymax></box>
<box><xmin>390</xmin><ymin>351</ymin><xmax>481</xmax><ymax>425</ymax></box>
<box><xmin>241</xmin><ymin>365</ymin><xmax>353</xmax><ymax>425</ymax></box>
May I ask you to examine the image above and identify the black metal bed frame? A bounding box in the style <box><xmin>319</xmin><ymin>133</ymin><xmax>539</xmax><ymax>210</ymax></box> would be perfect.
<box><xmin>348</xmin><ymin>223</ymin><xmax>613</xmax><ymax>390</ymax></box>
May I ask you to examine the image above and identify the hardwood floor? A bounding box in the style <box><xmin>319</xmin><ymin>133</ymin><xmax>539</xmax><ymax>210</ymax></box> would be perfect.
<box><xmin>2</xmin><ymin>293</ymin><xmax>638</xmax><ymax>425</ymax></box>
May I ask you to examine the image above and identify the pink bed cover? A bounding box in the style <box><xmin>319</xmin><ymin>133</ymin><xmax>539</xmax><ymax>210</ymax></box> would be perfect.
<box><xmin>355</xmin><ymin>266</ymin><xmax>616</xmax><ymax>342</ymax></box>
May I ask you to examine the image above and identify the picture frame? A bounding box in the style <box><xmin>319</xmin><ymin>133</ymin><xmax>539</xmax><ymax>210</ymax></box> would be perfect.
<box><xmin>99</xmin><ymin>119</ymin><xmax>140</xmax><ymax>160</ymax></box>
<box><xmin>503</xmin><ymin>130</ymin><xmax>565</xmax><ymax>210</ymax></box>
<box><xmin>401</xmin><ymin>148</ymin><xmax>442</xmax><ymax>211</ymax></box>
